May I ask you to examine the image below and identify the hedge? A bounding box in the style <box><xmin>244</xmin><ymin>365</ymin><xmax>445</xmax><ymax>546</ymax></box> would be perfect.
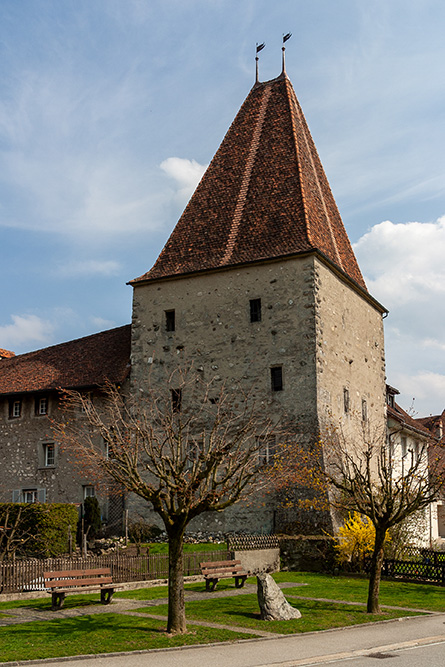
<box><xmin>0</xmin><ymin>503</ymin><xmax>79</xmax><ymax>558</ymax></box>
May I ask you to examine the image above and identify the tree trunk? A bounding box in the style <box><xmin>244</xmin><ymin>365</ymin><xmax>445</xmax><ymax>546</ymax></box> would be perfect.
<box><xmin>367</xmin><ymin>525</ymin><xmax>387</xmax><ymax>614</ymax></box>
<box><xmin>167</xmin><ymin>525</ymin><xmax>186</xmax><ymax>634</ymax></box>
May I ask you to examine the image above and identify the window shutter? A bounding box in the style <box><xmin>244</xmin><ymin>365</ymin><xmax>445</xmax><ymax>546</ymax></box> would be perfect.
<box><xmin>12</xmin><ymin>489</ymin><xmax>22</xmax><ymax>502</ymax></box>
<box><xmin>37</xmin><ymin>488</ymin><xmax>47</xmax><ymax>503</ymax></box>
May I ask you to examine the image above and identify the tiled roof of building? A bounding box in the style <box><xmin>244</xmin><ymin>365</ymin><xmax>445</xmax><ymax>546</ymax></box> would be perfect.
<box><xmin>132</xmin><ymin>73</ymin><xmax>366</xmax><ymax>290</ymax></box>
<box><xmin>0</xmin><ymin>349</ymin><xmax>15</xmax><ymax>359</ymax></box>
<box><xmin>416</xmin><ymin>410</ymin><xmax>445</xmax><ymax>442</ymax></box>
<box><xmin>387</xmin><ymin>402</ymin><xmax>432</xmax><ymax>438</ymax></box>
<box><xmin>0</xmin><ymin>325</ymin><xmax>131</xmax><ymax>396</ymax></box>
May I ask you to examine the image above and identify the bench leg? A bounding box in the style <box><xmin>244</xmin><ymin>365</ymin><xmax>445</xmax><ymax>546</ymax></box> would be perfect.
<box><xmin>51</xmin><ymin>592</ymin><xmax>65</xmax><ymax>611</ymax></box>
<box><xmin>101</xmin><ymin>588</ymin><xmax>114</xmax><ymax>605</ymax></box>
<box><xmin>206</xmin><ymin>578</ymin><xmax>218</xmax><ymax>592</ymax></box>
<box><xmin>235</xmin><ymin>575</ymin><xmax>247</xmax><ymax>588</ymax></box>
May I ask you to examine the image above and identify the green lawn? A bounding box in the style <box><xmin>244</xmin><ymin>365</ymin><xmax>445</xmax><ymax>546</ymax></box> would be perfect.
<box><xmin>147</xmin><ymin>594</ymin><xmax>421</xmax><ymax>635</ymax></box>
<box><xmin>127</xmin><ymin>542</ymin><xmax>226</xmax><ymax>554</ymax></box>
<box><xmin>272</xmin><ymin>572</ymin><xmax>445</xmax><ymax>612</ymax></box>
<box><xmin>0</xmin><ymin>571</ymin><xmax>442</xmax><ymax>663</ymax></box>
<box><xmin>0</xmin><ymin>614</ymin><xmax>251</xmax><ymax>663</ymax></box>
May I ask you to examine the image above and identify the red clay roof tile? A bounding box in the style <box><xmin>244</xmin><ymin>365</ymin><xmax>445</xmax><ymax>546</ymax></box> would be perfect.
<box><xmin>0</xmin><ymin>325</ymin><xmax>130</xmax><ymax>396</ymax></box>
<box><xmin>131</xmin><ymin>74</ymin><xmax>366</xmax><ymax>290</ymax></box>
<box><xmin>388</xmin><ymin>403</ymin><xmax>432</xmax><ymax>437</ymax></box>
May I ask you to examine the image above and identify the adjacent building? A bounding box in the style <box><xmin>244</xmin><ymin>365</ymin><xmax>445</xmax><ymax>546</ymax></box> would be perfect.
<box><xmin>0</xmin><ymin>326</ymin><xmax>130</xmax><ymax>533</ymax></box>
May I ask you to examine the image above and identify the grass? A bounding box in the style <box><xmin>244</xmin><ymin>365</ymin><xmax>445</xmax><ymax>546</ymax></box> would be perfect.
<box><xmin>0</xmin><ymin>594</ymin><xmax>107</xmax><ymax>612</ymax></box>
<box><xmin>136</xmin><ymin>542</ymin><xmax>226</xmax><ymax>554</ymax></box>
<box><xmin>147</xmin><ymin>594</ymin><xmax>421</xmax><ymax>635</ymax></box>
<box><xmin>272</xmin><ymin>572</ymin><xmax>445</xmax><ymax>612</ymax></box>
<box><xmin>0</xmin><ymin>571</ymin><xmax>442</xmax><ymax>663</ymax></box>
<box><xmin>0</xmin><ymin>614</ymin><xmax>252</xmax><ymax>663</ymax></box>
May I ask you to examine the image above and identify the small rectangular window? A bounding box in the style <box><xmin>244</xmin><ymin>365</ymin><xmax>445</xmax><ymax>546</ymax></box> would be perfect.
<box><xmin>171</xmin><ymin>388</ymin><xmax>182</xmax><ymax>413</ymax></box>
<box><xmin>271</xmin><ymin>367</ymin><xmax>283</xmax><ymax>391</ymax></box>
<box><xmin>401</xmin><ymin>436</ymin><xmax>407</xmax><ymax>458</ymax></box>
<box><xmin>36</xmin><ymin>396</ymin><xmax>48</xmax><ymax>416</ymax></box>
<box><xmin>83</xmin><ymin>485</ymin><xmax>95</xmax><ymax>499</ymax></box>
<box><xmin>13</xmin><ymin>489</ymin><xmax>45</xmax><ymax>503</ymax></box>
<box><xmin>9</xmin><ymin>399</ymin><xmax>22</xmax><ymax>419</ymax></box>
<box><xmin>388</xmin><ymin>435</ymin><xmax>396</xmax><ymax>460</ymax></box>
<box><xmin>23</xmin><ymin>489</ymin><xmax>37</xmax><ymax>503</ymax></box>
<box><xmin>361</xmin><ymin>398</ymin><xmax>367</xmax><ymax>421</ymax></box>
<box><xmin>250</xmin><ymin>298</ymin><xmax>262</xmax><ymax>323</ymax></box>
<box><xmin>410</xmin><ymin>440</ymin><xmax>420</xmax><ymax>463</ymax></box>
<box><xmin>80</xmin><ymin>392</ymin><xmax>93</xmax><ymax>413</ymax></box>
<box><xmin>44</xmin><ymin>443</ymin><xmax>55</xmax><ymax>467</ymax></box>
<box><xmin>186</xmin><ymin>440</ymin><xmax>202</xmax><ymax>469</ymax></box>
<box><xmin>257</xmin><ymin>435</ymin><xmax>277</xmax><ymax>466</ymax></box>
<box><xmin>343</xmin><ymin>388</ymin><xmax>350</xmax><ymax>413</ymax></box>
<box><xmin>165</xmin><ymin>310</ymin><xmax>175</xmax><ymax>332</ymax></box>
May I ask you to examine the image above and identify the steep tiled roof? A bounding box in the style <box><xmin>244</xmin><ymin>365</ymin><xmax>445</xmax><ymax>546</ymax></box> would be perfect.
<box><xmin>0</xmin><ymin>349</ymin><xmax>15</xmax><ymax>359</ymax></box>
<box><xmin>132</xmin><ymin>73</ymin><xmax>366</xmax><ymax>290</ymax></box>
<box><xmin>0</xmin><ymin>325</ymin><xmax>131</xmax><ymax>396</ymax></box>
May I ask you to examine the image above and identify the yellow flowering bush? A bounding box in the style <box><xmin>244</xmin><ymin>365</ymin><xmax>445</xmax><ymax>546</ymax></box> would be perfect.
<box><xmin>334</xmin><ymin>512</ymin><xmax>390</xmax><ymax>571</ymax></box>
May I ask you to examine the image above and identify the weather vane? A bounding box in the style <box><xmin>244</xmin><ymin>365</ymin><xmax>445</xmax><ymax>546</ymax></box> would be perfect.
<box><xmin>282</xmin><ymin>33</ymin><xmax>292</xmax><ymax>73</ymax></box>
<box><xmin>255</xmin><ymin>42</ymin><xmax>265</xmax><ymax>83</ymax></box>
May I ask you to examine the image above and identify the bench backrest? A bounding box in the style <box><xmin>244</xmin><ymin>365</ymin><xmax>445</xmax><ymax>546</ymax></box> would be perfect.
<box><xmin>200</xmin><ymin>560</ymin><xmax>241</xmax><ymax>569</ymax></box>
<box><xmin>44</xmin><ymin>568</ymin><xmax>112</xmax><ymax>589</ymax></box>
<box><xmin>200</xmin><ymin>560</ymin><xmax>246</xmax><ymax>576</ymax></box>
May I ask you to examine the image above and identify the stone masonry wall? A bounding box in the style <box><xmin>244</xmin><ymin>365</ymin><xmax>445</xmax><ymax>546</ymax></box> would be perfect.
<box><xmin>314</xmin><ymin>258</ymin><xmax>386</xmax><ymax>434</ymax></box>
<box><xmin>129</xmin><ymin>253</ymin><xmax>385</xmax><ymax>534</ymax></box>
<box><xmin>0</xmin><ymin>391</ymin><xmax>109</xmax><ymax>519</ymax></box>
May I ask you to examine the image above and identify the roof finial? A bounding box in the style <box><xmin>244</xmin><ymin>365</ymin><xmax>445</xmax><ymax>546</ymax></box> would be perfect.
<box><xmin>282</xmin><ymin>33</ymin><xmax>292</xmax><ymax>74</ymax></box>
<box><xmin>255</xmin><ymin>42</ymin><xmax>265</xmax><ymax>83</ymax></box>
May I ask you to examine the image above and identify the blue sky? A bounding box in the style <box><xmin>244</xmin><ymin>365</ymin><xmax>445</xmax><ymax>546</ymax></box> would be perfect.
<box><xmin>1</xmin><ymin>0</ymin><xmax>444</xmax><ymax>415</ymax></box>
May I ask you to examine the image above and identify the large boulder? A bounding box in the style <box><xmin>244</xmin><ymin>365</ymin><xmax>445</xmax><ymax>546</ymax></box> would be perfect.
<box><xmin>256</xmin><ymin>573</ymin><xmax>302</xmax><ymax>621</ymax></box>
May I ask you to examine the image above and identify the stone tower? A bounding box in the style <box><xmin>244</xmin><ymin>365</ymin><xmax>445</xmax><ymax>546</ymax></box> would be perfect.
<box><xmin>129</xmin><ymin>71</ymin><xmax>387</xmax><ymax>534</ymax></box>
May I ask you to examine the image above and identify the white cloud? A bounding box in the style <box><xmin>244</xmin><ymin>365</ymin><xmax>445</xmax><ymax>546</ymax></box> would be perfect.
<box><xmin>160</xmin><ymin>157</ymin><xmax>207</xmax><ymax>207</ymax></box>
<box><xmin>0</xmin><ymin>61</ymin><xmax>171</xmax><ymax>242</ymax></box>
<box><xmin>0</xmin><ymin>314</ymin><xmax>54</xmax><ymax>350</ymax></box>
<box><xmin>389</xmin><ymin>371</ymin><xmax>445</xmax><ymax>418</ymax></box>
<box><xmin>354</xmin><ymin>216</ymin><xmax>445</xmax><ymax>306</ymax></box>
<box><xmin>54</xmin><ymin>259</ymin><xmax>121</xmax><ymax>278</ymax></box>
<box><xmin>90</xmin><ymin>316</ymin><xmax>116</xmax><ymax>330</ymax></box>
<box><xmin>354</xmin><ymin>215</ymin><xmax>445</xmax><ymax>415</ymax></box>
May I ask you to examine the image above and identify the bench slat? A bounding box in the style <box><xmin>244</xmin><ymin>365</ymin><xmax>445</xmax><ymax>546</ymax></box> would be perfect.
<box><xmin>51</xmin><ymin>585</ymin><xmax>114</xmax><ymax>593</ymax></box>
<box><xmin>201</xmin><ymin>568</ymin><xmax>245</xmax><ymax>575</ymax></box>
<box><xmin>200</xmin><ymin>559</ymin><xmax>248</xmax><ymax>591</ymax></box>
<box><xmin>44</xmin><ymin>568</ymin><xmax>111</xmax><ymax>579</ymax></box>
<box><xmin>46</xmin><ymin>577</ymin><xmax>113</xmax><ymax>589</ymax></box>
<box><xmin>203</xmin><ymin>573</ymin><xmax>243</xmax><ymax>579</ymax></box>
<box><xmin>200</xmin><ymin>560</ymin><xmax>241</xmax><ymax>568</ymax></box>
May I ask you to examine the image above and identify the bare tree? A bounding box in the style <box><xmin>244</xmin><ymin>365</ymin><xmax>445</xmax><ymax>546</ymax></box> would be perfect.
<box><xmin>53</xmin><ymin>375</ymin><xmax>279</xmax><ymax>634</ymax></box>
<box><xmin>0</xmin><ymin>506</ymin><xmax>33</xmax><ymax>592</ymax></box>
<box><xmin>321</xmin><ymin>421</ymin><xmax>444</xmax><ymax>613</ymax></box>
<box><xmin>266</xmin><ymin>417</ymin><xmax>444</xmax><ymax>614</ymax></box>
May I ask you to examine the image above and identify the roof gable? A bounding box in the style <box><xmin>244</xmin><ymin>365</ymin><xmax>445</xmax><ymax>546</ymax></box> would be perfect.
<box><xmin>388</xmin><ymin>402</ymin><xmax>432</xmax><ymax>438</ymax></box>
<box><xmin>0</xmin><ymin>325</ymin><xmax>131</xmax><ymax>396</ymax></box>
<box><xmin>132</xmin><ymin>74</ymin><xmax>366</xmax><ymax>290</ymax></box>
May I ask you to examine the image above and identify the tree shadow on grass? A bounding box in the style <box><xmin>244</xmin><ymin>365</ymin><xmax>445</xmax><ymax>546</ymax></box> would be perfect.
<box><xmin>4</xmin><ymin>613</ymin><xmax>169</xmax><ymax>640</ymax></box>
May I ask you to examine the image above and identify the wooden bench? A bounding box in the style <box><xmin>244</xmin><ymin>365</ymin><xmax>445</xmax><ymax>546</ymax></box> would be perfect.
<box><xmin>200</xmin><ymin>559</ymin><xmax>248</xmax><ymax>592</ymax></box>
<box><xmin>44</xmin><ymin>568</ymin><xmax>115</xmax><ymax>610</ymax></box>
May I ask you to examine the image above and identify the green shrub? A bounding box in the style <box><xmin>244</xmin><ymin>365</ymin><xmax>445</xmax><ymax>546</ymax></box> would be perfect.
<box><xmin>83</xmin><ymin>496</ymin><xmax>102</xmax><ymax>539</ymax></box>
<box><xmin>129</xmin><ymin>521</ymin><xmax>163</xmax><ymax>544</ymax></box>
<box><xmin>0</xmin><ymin>503</ymin><xmax>78</xmax><ymax>558</ymax></box>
